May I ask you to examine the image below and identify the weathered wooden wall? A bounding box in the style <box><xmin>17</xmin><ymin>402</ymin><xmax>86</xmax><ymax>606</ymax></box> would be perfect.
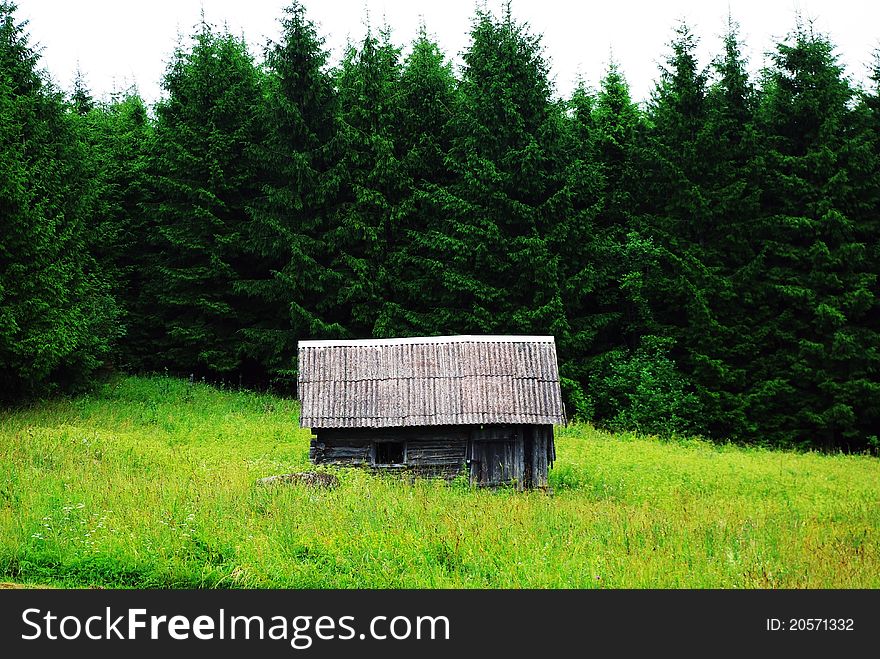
<box><xmin>466</xmin><ymin>424</ymin><xmax>555</xmax><ymax>489</ymax></box>
<box><xmin>520</xmin><ymin>424</ymin><xmax>554</xmax><ymax>489</ymax></box>
<box><xmin>311</xmin><ymin>426</ymin><xmax>469</xmax><ymax>479</ymax></box>
<box><xmin>309</xmin><ymin>423</ymin><xmax>555</xmax><ymax>489</ymax></box>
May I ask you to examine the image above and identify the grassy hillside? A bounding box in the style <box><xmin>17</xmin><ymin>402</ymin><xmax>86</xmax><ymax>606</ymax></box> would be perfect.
<box><xmin>0</xmin><ymin>376</ymin><xmax>877</xmax><ymax>588</ymax></box>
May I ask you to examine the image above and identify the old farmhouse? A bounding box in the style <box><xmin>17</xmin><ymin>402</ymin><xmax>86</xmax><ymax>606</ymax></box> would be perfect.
<box><xmin>297</xmin><ymin>335</ymin><xmax>565</xmax><ymax>489</ymax></box>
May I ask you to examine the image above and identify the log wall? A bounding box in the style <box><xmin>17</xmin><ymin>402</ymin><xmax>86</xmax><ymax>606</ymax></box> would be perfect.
<box><xmin>309</xmin><ymin>424</ymin><xmax>555</xmax><ymax>488</ymax></box>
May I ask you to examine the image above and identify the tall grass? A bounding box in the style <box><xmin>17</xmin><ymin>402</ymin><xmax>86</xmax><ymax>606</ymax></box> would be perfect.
<box><xmin>1</xmin><ymin>375</ymin><xmax>877</xmax><ymax>588</ymax></box>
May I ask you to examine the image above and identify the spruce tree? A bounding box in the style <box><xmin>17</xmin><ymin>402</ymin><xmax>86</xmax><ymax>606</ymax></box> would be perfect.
<box><xmin>697</xmin><ymin>19</ymin><xmax>766</xmax><ymax>439</ymax></box>
<box><xmin>374</xmin><ymin>25</ymin><xmax>459</xmax><ymax>337</ymax></box>
<box><xmin>330</xmin><ymin>26</ymin><xmax>406</xmax><ymax>337</ymax></box>
<box><xmin>856</xmin><ymin>52</ymin><xmax>880</xmax><ymax>449</ymax></box>
<box><xmin>72</xmin><ymin>89</ymin><xmax>153</xmax><ymax>371</ymax></box>
<box><xmin>546</xmin><ymin>81</ymin><xmax>604</xmax><ymax>417</ymax></box>
<box><xmin>417</xmin><ymin>5</ymin><xmax>565</xmax><ymax>336</ymax></box>
<box><xmin>146</xmin><ymin>20</ymin><xmax>264</xmax><ymax>378</ymax></box>
<box><xmin>753</xmin><ymin>22</ymin><xmax>880</xmax><ymax>449</ymax></box>
<box><xmin>648</xmin><ymin>22</ymin><xmax>710</xmax><ymax>248</ymax></box>
<box><xmin>71</xmin><ymin>67</ymin><xmax>94</xmax><ymax>116</ymax></box>
<box><xmin>640</xmin><ymin>20</ymin><xmax>767</xmax><ymax>439</ymax></box>
<box><xmin>0</xmin><ymin>1</ymin><xmax>120</xmax><ymax>399</ymax></box>
<box><xmin>245</xmin><ymin>0</ymin><xmax>344</xmax><ymax>384</ymax></box>
<box><xmin>578</xmin><ymin>61</ymin><xmax>699</xmax><ymax>434</ymax></box>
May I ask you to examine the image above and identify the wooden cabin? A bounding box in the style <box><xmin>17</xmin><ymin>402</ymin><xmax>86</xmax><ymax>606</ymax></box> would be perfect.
<box><xmin>297</xmin><ymin>335</ymin><xmax>565</xmax><ymax>489</ymax></box>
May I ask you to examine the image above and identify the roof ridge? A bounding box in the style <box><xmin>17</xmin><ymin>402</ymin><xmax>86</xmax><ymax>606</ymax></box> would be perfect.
<box><xmin>299</xmin><ymin>334</ymin><xmax>556</xmax><ymax>348</ymax></box>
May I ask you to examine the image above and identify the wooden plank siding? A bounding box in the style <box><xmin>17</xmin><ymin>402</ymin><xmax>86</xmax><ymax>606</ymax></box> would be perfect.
<box><xmin>311</xmin><ymin>426</ymin><xmax>469</xmax><ymax>479</ymax></box>
<box><xmin>310</xmin><ymin>423</ymin><xmax>555</xmax><ymax>489</ymax></box>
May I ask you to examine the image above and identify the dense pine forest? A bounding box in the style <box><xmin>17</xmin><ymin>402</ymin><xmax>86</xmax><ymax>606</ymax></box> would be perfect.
<box><xmin>1</xmin><ymin>1</ymin><xmax>878</xmax><ymax>452</ymax></box>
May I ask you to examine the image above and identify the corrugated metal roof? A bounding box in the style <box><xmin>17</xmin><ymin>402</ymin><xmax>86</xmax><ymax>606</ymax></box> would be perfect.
<box><xmin>298</xmin><ymin>335</ymin><xmax>565</xmax><ymax>428</ymax></box>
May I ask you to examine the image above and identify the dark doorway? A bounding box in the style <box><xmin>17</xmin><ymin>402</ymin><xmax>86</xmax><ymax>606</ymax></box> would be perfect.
<box><xmin>523</xmin><ymin>429</ymin><xmax>534</xmax><ymax>489</ymax></box>
<box><xmin>470</xmin><ymin>440</ymin><xmax>516</xmax><ymax>486</ymax></box>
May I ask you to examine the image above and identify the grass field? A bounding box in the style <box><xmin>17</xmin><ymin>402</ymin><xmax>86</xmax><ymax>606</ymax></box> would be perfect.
<box><xmin>0</xmin><ymin>375</ymin><xmax>877</xmax><ymax>588</ymax></box>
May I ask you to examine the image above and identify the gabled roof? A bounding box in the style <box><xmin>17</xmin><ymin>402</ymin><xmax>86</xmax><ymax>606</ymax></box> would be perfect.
<box><xmin>298</xmin><ymin>335</ymin><xmax>565</xmax><ymax>429</ymax></box>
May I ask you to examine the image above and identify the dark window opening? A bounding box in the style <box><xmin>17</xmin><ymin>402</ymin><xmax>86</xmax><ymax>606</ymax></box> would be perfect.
<box><xmin>375</xmin><ymin>441</ymin><xmax>405</xmax><ymax>465</ymax></box>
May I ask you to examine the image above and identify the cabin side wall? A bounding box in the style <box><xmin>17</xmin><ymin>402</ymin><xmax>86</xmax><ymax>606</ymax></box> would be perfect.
<box><xmin>309</xmin><ymin>424</ymin><xmax>555</xmax><ymax>488</ymax></box>
<box><xmin>310</xmin><ymin>426</ymin><xmax>468</xmax><ymax>479</ymax></box>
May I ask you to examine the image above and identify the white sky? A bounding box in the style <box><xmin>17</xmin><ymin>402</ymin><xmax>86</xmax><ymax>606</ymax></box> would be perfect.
<box><xmin>17</xmin><ymin>0</ymin><xmax>880</xmax><ymax>106</ymax></box>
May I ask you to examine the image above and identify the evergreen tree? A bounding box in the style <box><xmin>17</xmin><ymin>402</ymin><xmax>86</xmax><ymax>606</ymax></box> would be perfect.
<box><xmin>374</xmin><ymin>24</ymin><xmax>459</xmax><ymax>337</ymax></box>
<box><xmin>544</xmin><ymin>81</ymin><xmax>604</xmax><ymax>417</ymax></box>
<box><xmin>753</xmin><ymin>22</ymin><xmax>880</xmax><ymax>449</ymax></box>
<box><xmin>0</xmin><ymin>1</ymin><xmax>120</xmax><ymax>400</ymax></box>
<box><xmin>575</xmin><ymin>61</ymin><xmax>700</xmax><ymax>433</ymax></box>
<box><xmin>145</xmin><ymin>20</ymin><xmax>264</xmax><ymax>377</ymax></box>
<box><xmin>71</xmin><ymin>89</ymin><xmax>153</xmax><ymax>370</ymax></box>
<box><xmin>330</xmin><ymin>25</ymin><xmax>406</xmax><ymax>337</ymax></box>
<box><xmin>245</xmin><ymin>0</ymin><xmax>344</xmax><ymax>384</ymax></box>
<box><xmin>591</xmin><ymin>62</ymin><xmax>657</xmax><ymax>348</ymax></box>
<box><xmin>649</xmin><ymin>23</ymin><xmax>710</xmax><ymax>245</ymax></box>
<box><xmin>857</xmin><ymin>52</ymin><xmax>880</xmax><ymax>449</ymax></box>
<box><xmin>696</xmin><ymin>19</ymin><xmax>766</xmax><ymax>439</ymax></box>
<box><xmin>635</xmin><ymin>20</ymin><xmax>767</xmax><ymax>439</ymax></box>
<box><xmin>855</xmin><ymin>52</ymin><xmax>880</xmax><ymax>242</ymax></box>
<box><xmin>416</xmin><ymin>5</ymin><xmax>565</xmax><ymax>336</ymax></box>
<box><xmin>704</xmin><ymin>19</ymin><xmax>761</xmax><ymax>267</ymax></box>
<box><xmin>71</xmin><ymin>67</ymin><xmax>94</xmax><ymax>116</ymax></box>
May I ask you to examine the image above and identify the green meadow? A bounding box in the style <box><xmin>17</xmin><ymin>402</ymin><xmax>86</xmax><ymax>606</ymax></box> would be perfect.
<box><xmin>1</xmin><ymin>376</ymin><xmax>877</xmax><ymax>588</ymax></box>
